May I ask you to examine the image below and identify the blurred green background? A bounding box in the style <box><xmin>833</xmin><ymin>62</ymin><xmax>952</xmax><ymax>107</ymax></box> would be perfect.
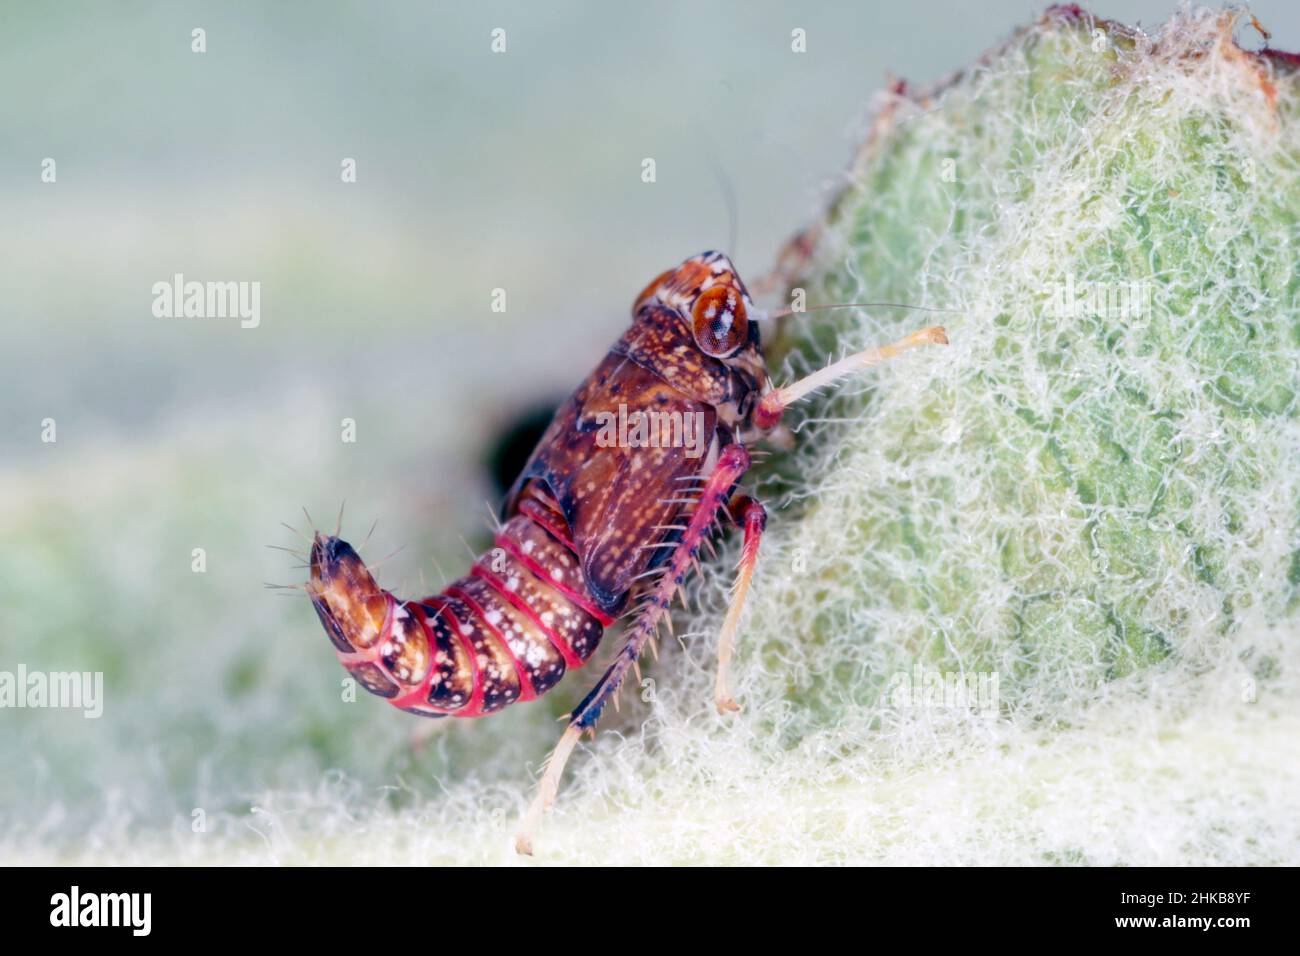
<box><xmin>2</xmin><ymin>1</ymin><xmax>1297</xmax><ymax>862</ymax></box>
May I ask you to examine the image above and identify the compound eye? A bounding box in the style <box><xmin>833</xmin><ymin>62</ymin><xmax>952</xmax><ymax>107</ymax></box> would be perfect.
<box><xmin>691</xmin><ymin>285</ymin><xmax>748</xmax><ymax>356</ymax></box>
<box><xmin>633</xmin><ymin>269</ymin><xmax>675</xmax><ymax>313</ymax></box>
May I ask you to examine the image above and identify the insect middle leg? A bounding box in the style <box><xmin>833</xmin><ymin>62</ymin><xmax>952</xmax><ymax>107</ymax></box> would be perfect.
<box><xmin>513</xmin><ymin>442</ymin><xmax>752</xmax><ymax>856</ymax></box>
<box><xmin>714</xmin><ymin>494</ymin><xmax>766</xmax><ymax>714</ymax></box>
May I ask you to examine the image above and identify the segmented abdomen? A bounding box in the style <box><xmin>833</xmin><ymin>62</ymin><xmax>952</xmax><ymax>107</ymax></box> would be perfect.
<box><xmin>323</xmin><ymin>497</ymin><xmax>612</xmax><ymax>719</ymax></box>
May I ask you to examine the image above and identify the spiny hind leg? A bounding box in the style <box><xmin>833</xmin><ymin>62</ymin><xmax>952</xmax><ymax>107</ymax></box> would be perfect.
<box><xmin>513</xmin><ymin>443</ymin><xmax>752</xmax><ymax>856</ymax></box>
<box><xmin>512</xmin><ymin>723</ymin><xmax>584</xmax><ymax>857</ymax></box>
<box><xmin>513</xmin><ymin>611</ymin><xmax>660</xmax><ymax>857</ymax></box>
<box><xmin>714</xmin><ymin>495</ymin><xmax>766</xmax><ymax>715</ymax></box>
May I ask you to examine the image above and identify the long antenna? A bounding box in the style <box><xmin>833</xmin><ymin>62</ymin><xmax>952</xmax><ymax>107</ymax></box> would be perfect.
<box><xmin>710</xmin><ymin>161</ymin><xmax>739</xmax><ymax>259</ymax></box>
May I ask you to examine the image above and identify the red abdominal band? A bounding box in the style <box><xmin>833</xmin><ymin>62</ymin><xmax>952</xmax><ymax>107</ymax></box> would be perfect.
<box><xmin>388</xmin><ymin>599</ymin><xmax>474</xmax><ymax>716</ymax></box>
<box><xmin>472</xmin><ymin>565</ymin><xmax>584</xmax><ymax>669</ymax></box>
<box><xmin>492</xmin><ymin>533</ymin><xmax>615</xmax><ymax>628</ymax></box>
<box><xmin>445</xmin><ymin>584</ymin><xmax>538</xmax><ymax>702</ymax></box>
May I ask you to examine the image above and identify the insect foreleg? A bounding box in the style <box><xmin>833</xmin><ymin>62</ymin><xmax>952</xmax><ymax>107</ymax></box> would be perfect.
<box><xmin>714</xmin><ymin>495</ymin><xmax>767</xmax><ymax>715</ymax></box>
<box><xmin>753</xmin><ymin>325</ymin><xmax>948</xmax><ymax>430</ymax></box>
<box><xmin>513</xmin><ymin>442</ymin><xmax>753</xmax><ymax>856</ymax></box>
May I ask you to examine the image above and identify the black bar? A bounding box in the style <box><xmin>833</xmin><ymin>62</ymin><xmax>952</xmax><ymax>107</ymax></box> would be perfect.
<box><xmin>0</xmin><ymin>866</ymin><xmax>1289</xmax><ymax>942</ymax></box>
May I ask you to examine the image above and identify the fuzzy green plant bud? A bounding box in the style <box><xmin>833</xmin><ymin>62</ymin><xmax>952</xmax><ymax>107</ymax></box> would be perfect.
<box><xmin>754</xmin><ymin>5</ymin><xmax>1298</xmax><ymax>724</ymax></box>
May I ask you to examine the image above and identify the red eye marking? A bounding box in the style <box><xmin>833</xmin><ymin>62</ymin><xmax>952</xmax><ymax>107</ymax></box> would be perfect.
<box><xmin>691</xmin><ymin>285</ymin><xmax>748</xmax><ymax>356</ymax></box>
